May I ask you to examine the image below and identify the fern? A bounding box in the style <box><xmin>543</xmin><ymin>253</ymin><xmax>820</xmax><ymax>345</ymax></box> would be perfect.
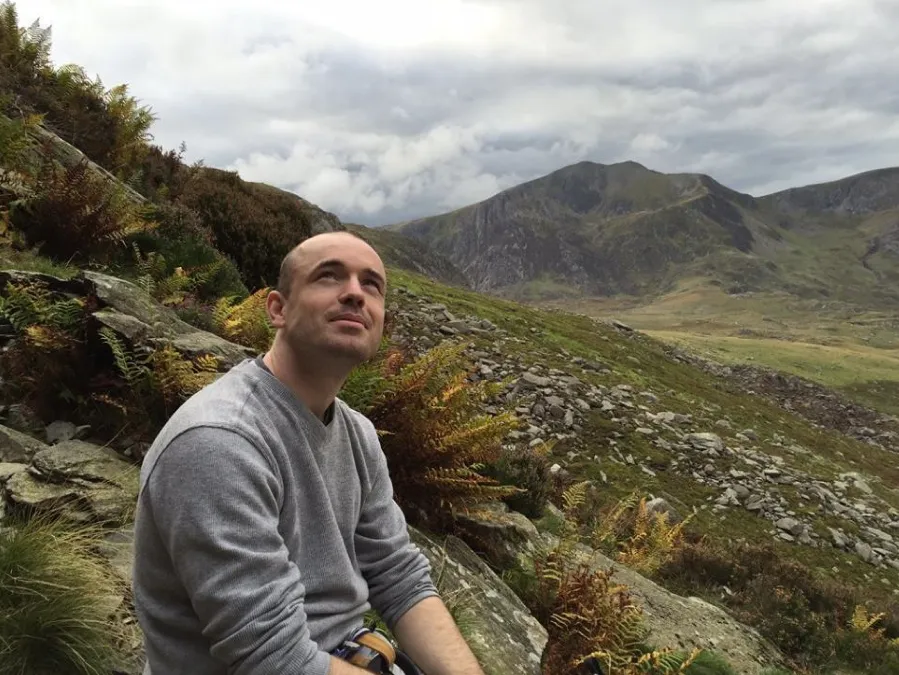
<box><xmin>0</xmin><ymin>280</ymin><xmax>84</xmax><ymax>333</ymax></box>
<box><xmin>542</xmin><ymin>563</ymin><xmax>648</xmax><ymax>674</ymax></box>
<box><xmin>540</xmin><ymin>559</ymin><xmax>704</xmax><ymax>674</ymax></box>
<box><xmin>339</xmin><ymin>341</ymin><xmax>397</xmax><ymax>413</ymax></box>
<box><xmin>147</xmin><ymin>345</ymin><xmax>218</xmax><ymax>409</ymax></box>
<box><xmin>0</xmin><ymin>281</ymin><xmax>46</xmax><ymax>330</ymax></box>
<box><xmin>0</xmin><ymin>280</ymin><xmax>88</xmax><ymax>331</ymax></box>
<box><xmin>212</xmin><ymin>288</ymin><xmax>272</xmax><ymax>352</ymax></box>
<box><xmin>92</xmin><ymin>327</ymin><xmax>222</xmax><ymax>439</ymax></box>
<box><xmin>592</xmin><ymin>493</ymin><xmax>693</xmax><ymax>577</ymax></box>
<box><xmin>511</xmin><ymin>482</ymin><xmax>706</xmax><ymax>674</ymax></box>
<box><xmin>98</xmin><ymin>327</ymin><xmax>150</xmax><ymax>388</ymax></box>
<box><xmin>364</xmin><ymin>340</ymin><xmax>520</xmax><ymax>532</ymax></box>
<box><xmin>10</xmin><ymin>155</ymin><xmax>151</xmax><ymax>263</ymax></box>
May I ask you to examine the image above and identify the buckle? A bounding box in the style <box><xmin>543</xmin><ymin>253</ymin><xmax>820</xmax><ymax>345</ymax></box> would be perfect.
<box><xmin>332</xmin><ymin>628</ymin><xmax>397</xmax><ymax>673</ymax></box>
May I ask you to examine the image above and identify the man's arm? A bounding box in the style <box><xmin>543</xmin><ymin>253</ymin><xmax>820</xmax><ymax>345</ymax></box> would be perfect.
<box><xmin>351</xmin><ymin>416</ymin><xmax>484</xmax><ymax>674</ymax></box>
<box><xmin>352</xmin><ymin>420</ymin><xmax>440</xmax><ymax>625</ymax></box>
<box><xmin>143</xmin><ymin>426</ymin><xmax>332</xmax><ymax>675</ymax></box>
<box><xmin>392</xmin><ymin>596</ymin><xmax>485</xmax><ymax>675</ymax></box>
<box><xmin>328</xmin><ymin>656</ymin><xmax>376</xmax><ymax>674</ymax></box>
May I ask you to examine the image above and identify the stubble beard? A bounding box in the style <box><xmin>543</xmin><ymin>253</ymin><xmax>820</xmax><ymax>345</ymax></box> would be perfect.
<box><xmin>288</xmin><ymin>321</ymin><xmax>377</xmax><ymax>372</ymax></box>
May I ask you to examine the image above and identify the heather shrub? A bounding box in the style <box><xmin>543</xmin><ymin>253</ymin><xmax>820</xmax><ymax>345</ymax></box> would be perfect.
<box><xmin>178</xmin><ymin>166</ymin><xmax>319</xmax><ymax>289</ymax></box>
<box><xmin>489</xmin><ymin>441</ymin><xmax>554</xmax><ymax>518</ymax></box>
<box><xmin>9</xmin><ymin>156</ymin><xmax>149</xmax><ymax>263</ymax></box>
<box><xmin>656</xmin><ymin>537</ymin><xmax>899</xmax><ymax>672</ymax></box>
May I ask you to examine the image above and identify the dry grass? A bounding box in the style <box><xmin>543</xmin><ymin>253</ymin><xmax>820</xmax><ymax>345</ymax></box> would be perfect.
<box><xmin>0</xmin><ymin>516</ymin><xmax>128</xmax><ymax>675</ymax></box>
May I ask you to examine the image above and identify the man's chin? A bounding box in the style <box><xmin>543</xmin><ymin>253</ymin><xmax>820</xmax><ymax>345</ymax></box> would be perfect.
<box><xmin>320</xmin><ymin>338</ymin><xmax>377</xmax><ymax>364</ymax></box>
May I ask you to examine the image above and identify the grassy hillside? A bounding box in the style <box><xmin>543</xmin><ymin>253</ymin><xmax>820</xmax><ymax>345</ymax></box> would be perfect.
<box><xmin>550</xmin><ymin>273</ymin><xmax>899</xmax><ymax>417</ymax></box>
<box><xmin>381</xmin><ymin>268</ymin><xmax>899</xmax><ymax>648</ymax></box>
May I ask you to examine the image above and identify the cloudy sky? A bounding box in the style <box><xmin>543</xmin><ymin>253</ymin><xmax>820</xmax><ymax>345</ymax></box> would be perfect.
<box><xmin>14</xmin><ymin>0</ymin><xmax>899</xmax><ymax>225</ymax></box>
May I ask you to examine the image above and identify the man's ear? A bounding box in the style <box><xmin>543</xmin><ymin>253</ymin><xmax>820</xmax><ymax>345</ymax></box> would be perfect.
<box><xmin>266</xmin><ymin>289</ymin><xmax>287</xmax><ymax>328</ymax></box>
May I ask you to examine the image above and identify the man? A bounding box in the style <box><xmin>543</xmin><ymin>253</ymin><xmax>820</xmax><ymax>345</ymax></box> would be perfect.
<box><xmin>132</xmin><ymin>231</ymin><xmax>485</xmax><ymax>675</ymax></box>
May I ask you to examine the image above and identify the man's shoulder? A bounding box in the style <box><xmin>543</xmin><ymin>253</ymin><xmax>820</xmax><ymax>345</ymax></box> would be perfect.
<box><xmin>141</xmin><ymin>361</ymin><xmax>270</xmax><ymax>462</ymax></box>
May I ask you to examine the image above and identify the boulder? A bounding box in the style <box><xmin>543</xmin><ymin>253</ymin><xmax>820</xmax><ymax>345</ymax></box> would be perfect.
<box><xmin>84</xmin><ymin>271</ymin><xmax>256</xmax><ymax>366</ymax></box>
<box><xmin>4</xmin><ymin>440</ymin><xmax>138</xmax><ymax>526</ymax></box>
<box><xmin>444</xmin><ymin>500</ymin><xmax>786</xmax><ymax>673</ymax></box>
<box><xmin>454</xmin><ymin>502</ymin><xmax>542</xmax><ymax>568</ymax></box>
<box><xmin>685</xmin><ymin>433</ymin><xmax>725</xmax><ymax>453</ymax></box>
<box><xmin>0</xmin><ymin>269</ymin><xmax>256</xmax><ymax>368</ymax></box>
<box><xmin>410</xmin><ymin>528</ymin><xmax>546</xmax><ymax>675</ymax></box>
<box><xmin>0</xmin><ymin>424</ymin><xmax>47</xmax><ymax>463</ymax></box>
<box><xmin>532</xmin><ymin>532</ymin><xmax>786</xmax><ymax>675</ymax></box>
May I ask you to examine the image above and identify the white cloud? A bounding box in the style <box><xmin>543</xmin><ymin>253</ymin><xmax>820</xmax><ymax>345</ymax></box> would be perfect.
<box><xmin>631</xmin><ymin>133</ymin><xmax>672</xmax><ymax>154</ymax></box>
<box><xmin>12</xmin><ymin>0</ymin><xmax>899</xmax><ymax>224</ymax></box>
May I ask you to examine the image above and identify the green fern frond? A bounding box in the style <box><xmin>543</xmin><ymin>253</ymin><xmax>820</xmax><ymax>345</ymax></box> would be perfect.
<box><xmin>45</xmin><ymin>297</ymin><xmax>84</xmax><ymax>330</ymax></box>
<box><xmin>98</xmin><ymin>327</ymin><xmax>149</xmax><ymax>387</ymax></box>
<box><xmin>0</xmin><ymin>281</ymin><xmax>50</xmax><ymax>329</ymax></box>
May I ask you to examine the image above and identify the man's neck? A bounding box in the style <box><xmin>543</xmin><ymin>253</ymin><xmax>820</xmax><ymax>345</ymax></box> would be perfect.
<box><xmin>262</xmin><ymin>343</ymin><xmax>347</xmax><ymax>421</ymax></box>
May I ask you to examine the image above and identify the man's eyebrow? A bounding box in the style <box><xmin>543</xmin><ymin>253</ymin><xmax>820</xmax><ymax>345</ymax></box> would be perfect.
<box><xmin>366</xmin><ymin>268</ymin><xmax>386</xmax><ymax>286</ymax></box>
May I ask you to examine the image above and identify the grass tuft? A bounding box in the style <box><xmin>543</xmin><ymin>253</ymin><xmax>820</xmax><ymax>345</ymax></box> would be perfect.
<box><xmin>0</xmin><ymin>515</ymin><xmax>128</xmax><ymax>675</ymax></box>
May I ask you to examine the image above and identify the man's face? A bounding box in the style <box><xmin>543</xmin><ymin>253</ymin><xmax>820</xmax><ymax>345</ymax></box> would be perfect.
<box><xmin>272</xmin><ymin>234</ymin><xmax>387</xmax><ymax>367</ymax></box>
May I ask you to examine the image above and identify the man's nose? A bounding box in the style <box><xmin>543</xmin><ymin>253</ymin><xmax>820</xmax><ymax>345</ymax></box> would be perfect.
<box><xmin>340</xmin><ymin>276</ymin><xmax>365</xmax><ymax>304</ymax></box>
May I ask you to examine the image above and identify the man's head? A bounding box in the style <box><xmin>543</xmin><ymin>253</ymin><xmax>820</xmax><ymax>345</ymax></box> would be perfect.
<box><xmin>266</xmin><ymin>231</ymin><xmax>387</xmax><ymax>371</ymax></box>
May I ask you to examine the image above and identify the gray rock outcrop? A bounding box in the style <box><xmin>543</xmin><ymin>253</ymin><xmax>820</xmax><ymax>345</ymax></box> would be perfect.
<box><xmin>1</xmin><ymin>433</ymin><xmax>138</xmax><ymax>526</ymax></box>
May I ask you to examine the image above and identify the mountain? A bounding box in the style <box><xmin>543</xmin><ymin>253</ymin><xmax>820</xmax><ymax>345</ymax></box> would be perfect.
<box><xmin>389</xmin><ymin>161</ymin><xmax>899</xmax><ymax>308</ymax></box>
<box><xmin>343</xmin><ymin>222</ymin><xmax>468</xmax><ymax>288</ymax></box>
<box><xmin>389</xmin><ymin>160</ymin><xmax>765</xmax><ymax>297</ymax></box>
<box><xmin>759</xmin><ymin>167</ymin><xmax>899</xmax><ymax>217</ymax></box>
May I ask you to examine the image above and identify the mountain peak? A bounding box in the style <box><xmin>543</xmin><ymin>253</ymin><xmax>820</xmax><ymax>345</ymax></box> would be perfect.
<box><xmin>760</xmin><ymin>165</ymin><xmax>899</xmax><ymax>215</ymax></box>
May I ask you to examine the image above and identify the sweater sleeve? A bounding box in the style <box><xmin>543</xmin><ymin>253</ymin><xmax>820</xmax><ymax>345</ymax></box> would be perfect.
<box><xmin>352</xmin><ymin>419</ymin><xmax>439</xmax><ymax>629</ymax></box>
<box><xmin>143</xmin><ymin>426</ymin><xmax>332</xmax><ymax>675</ymax></box>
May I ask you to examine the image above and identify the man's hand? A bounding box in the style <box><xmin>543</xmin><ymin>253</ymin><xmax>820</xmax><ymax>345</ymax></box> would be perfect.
<box><xmin>392</xmin><ymin>596</ymin><xmax>485</xmax><ymax>675</ymax></box>
<box><xmin>328</xmin><ymin>655</ymin><xmax>377</xmax><ymax>674</ymax></box>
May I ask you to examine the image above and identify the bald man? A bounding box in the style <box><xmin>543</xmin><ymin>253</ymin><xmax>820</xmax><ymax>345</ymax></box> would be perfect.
<box><xmin>132</xmin><ymin>232</ymin><xmax>485</xmax><ymax>675</ymax></box>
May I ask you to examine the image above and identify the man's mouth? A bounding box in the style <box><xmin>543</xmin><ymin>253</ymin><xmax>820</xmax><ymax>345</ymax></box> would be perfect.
<box><xmin>331</xmin><ymin>313</ymin><xmax>367</xmax><ymax>327</ymax></box>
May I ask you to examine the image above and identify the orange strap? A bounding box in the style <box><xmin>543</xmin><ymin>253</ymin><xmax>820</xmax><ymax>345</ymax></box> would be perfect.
<box><xmin>354</xmin><ymin>630</ymin><xmax>396</xmax><ymax>666</ymax></box>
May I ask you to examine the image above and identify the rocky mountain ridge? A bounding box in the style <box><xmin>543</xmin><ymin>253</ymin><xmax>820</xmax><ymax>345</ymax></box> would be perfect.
<box><xmin>388</xmin><ymin>161</ymin><xmax>899</xmax><ymax>309</ymax></box>
<box><xmin>759</xmin><ymin>167</ymin><xmax>899</xmax><ymax>217</ymax></box>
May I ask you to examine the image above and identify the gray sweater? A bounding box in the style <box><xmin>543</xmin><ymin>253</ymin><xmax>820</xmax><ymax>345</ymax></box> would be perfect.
<box><xmin>132</xmin><ymin>358</ymin><xmax>438</xmax><ymax>675</ymax></box>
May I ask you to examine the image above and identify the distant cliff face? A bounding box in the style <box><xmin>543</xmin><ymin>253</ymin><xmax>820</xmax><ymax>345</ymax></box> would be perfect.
<box><xmin>392</xmin><ymin>161</ymin><xmax>774</xmax><ymax>297</ymax></box>
<box><xmin>343</xmin><ymin>222</ymin><xmax>469</xmax><ymax>288</ymax></box>
<box><xmin>389</xmin><ymin>161</ymin><xmax>899</xmax><ymax>307</ymax></box>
